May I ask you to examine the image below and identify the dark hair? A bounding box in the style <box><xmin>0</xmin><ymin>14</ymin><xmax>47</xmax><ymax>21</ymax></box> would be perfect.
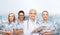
<box><xmin>18</xmin><ymin>10</ymin><xmax>25</xmax><ymax>20</ymax></box>
<box><xmin>8</xmin><ymin>13</ymin><xmax>15</xmax><ymax>23</ymax></box>
<box><xmin>42</xmin><ymin>11</ymin><xmax>48</xmax><ymax>14</ymax></box>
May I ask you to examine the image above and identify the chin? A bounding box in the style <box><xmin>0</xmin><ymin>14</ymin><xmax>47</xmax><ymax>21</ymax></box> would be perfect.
<box><xmin>44</xmin><ymin>18</ymin><xmax>47</xmax><ymax>20</ymax></box>
<box><xmin>32</xmin><ymin>17</ymin><xmax>35</xmax><ymax>18</ymax></box>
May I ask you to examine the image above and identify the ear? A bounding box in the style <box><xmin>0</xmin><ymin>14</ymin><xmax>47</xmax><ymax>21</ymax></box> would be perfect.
<box><xmin>23</xmin><ymin>16</ymin><xmax>25</xmax><ymax>20</ymax></box>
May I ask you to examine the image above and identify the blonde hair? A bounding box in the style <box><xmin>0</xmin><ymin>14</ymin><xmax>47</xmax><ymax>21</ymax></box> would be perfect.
<box><xmin>8</xmin><ymin>13</ymin><xmax>15</xmax><ymax>23</ymax></box>
<box><xmin>29</xmin><ymin>9</ymin><xmax>36</xmax><ymax>13</ymax></box>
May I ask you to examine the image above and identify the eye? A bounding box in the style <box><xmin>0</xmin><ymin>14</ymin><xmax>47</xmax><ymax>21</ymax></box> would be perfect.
<box><xmin>42</xmin><ymin>14</ymin><xmax>45</xmax><ymax>15</ymax></box>
<box><xmin>46</xmin><ymin>14</ymin><xmax>48</xmax><ymax>15</ymax></box>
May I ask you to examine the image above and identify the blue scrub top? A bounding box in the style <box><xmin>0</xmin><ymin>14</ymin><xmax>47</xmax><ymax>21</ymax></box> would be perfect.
<box><xmin>2</xmin><ymin>22</ymin><xmax>16</xmax><ymax>32</ymax></box>
<box><xmin>15</xmin><ymin>22</ymin><xmax>24</xmax><ymax>30</ymax></box>
<box><xmin>14</xmin><ymin>21</ymin><xmax>25</xmax><ymax>35</ymax></box>
<box><xmin>39</xmin><ymin>21</ymin><xmax>55</xmax><ymax>35</ymax></box>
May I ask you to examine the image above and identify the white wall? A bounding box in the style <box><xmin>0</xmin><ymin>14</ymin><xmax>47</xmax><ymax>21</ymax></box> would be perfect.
<box><xmin>0</xmin><ymin>0</ymin><xmax>60</xmax><ymax>17</ymax></box>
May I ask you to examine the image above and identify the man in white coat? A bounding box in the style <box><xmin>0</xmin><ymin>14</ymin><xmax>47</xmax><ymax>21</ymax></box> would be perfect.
<box><xmin>24</xmin><ymin>9</ymin><xmax>40</xmax><ymax>35</ymax></box>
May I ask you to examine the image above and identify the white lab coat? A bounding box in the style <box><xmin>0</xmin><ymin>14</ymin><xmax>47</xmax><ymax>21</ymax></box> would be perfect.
<box><xmin>24</xmin><ymin>19</ymin><xmax>40</xmax><ymax>35</ymax></box>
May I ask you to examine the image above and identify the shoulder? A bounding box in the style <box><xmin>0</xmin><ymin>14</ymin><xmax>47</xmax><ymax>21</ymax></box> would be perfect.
<box><xmin>38</xmin><ymin>20</ymin><xmax>43</xmax><ymax>24</ymax></box>
<box><xmin>14</xmin><ymin>20</ymin><xmax>18</xmax><ymax>24</ymax></box>
<box><xmin>47</xmin><ymin>21</ymin><xmax>55</xmax><ymax>26</ymax></box>
<box><xmin>3</xmin><ymin>21</ymin><xmax>8</xmax><ymax>25</ymax></box>
<box><xmin>23</xmin><ymin>20</ymin><xmax>28</xmax><ymax>25</ymax></box>
<box><xmin>24</xmin><ymin>20</ymin><xmax>28</xmax><ymax>23</ymax></box>
<box><xmin>48</xmin><ymin>21</ymin><xmax>53</xmax><ymax>24</ymax></box>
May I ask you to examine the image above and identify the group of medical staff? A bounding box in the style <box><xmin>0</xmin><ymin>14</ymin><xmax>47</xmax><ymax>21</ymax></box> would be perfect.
<box><xmin>2</xmin><ymin>9</ymin><xmax>55</xmax><ymax>35</ymax></box>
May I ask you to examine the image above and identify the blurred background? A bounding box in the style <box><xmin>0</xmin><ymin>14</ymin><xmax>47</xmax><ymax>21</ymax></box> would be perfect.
<box><xmin>0</xmin><ymin>0</ymin><xmax>60</xmax><ymax>35</ymax></box>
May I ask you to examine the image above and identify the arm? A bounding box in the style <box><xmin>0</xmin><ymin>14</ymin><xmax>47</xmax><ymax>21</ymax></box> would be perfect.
<box><xmin>44</xmin><ymin>24</ymin><xmax>55</xmax><ymax>34</ymax></box>
<box><xmin>32</xmin><ymin>24</ymin><xmax>40</xmax><ymax>33</ymax></box>
<box><xmin>2</xmin><ymin>29</ymin><xmax>10</xmax><ymax>34</ymax></box>
<box><xmin>2</xmin><ymin>29</ymin><xmax>13</xmax><ymax>35</ymax></box>
<box><xmin>40</xmin><ymin>23</ymin><xmax>55</xmax><ymax>34</ymax></box>
<box><xmin>13</xmin><ymin>29</ymin><xmax>24</xmax><ymax>34</ymax></box>
<box><xmin>40</xmin><ymin>29</ymin><xmax>54</xmax><ymax>34</ymax></box>
<box><xmin>9</xmin><ymin>30</ymin><xmax>13</xmax><ymax>35</ymax></box>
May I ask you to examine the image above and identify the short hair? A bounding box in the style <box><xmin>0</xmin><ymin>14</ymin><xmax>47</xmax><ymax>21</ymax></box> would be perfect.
<box><xmin>29</xmin><ymin>9</ymin><xmax>36</xmax><ymax>13</ymax></box>
<box><xmin>18</xmin><ymin>10</ymin><xmax>25</xmax><ymax>20</ymax></box>
<box><xmin>8</xmin><ymin>13</ymin><xmax>15</xmax><ymax>23</ymax></box>
<box><xmin>42</xmin><ymin>11</ymin><xmax>48</xmax><ymax>14</ymax></box>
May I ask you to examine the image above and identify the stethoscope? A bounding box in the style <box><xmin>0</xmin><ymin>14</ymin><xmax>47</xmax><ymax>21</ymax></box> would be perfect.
<box><xmin>26</xmin><ymin>20</ymin><xmax>40</xmax><ymax>35</ymax></box>
<box><xmin>27</xmin><ymin>20</ymin><xmax>39</xmax><ymax>30</ymax></box>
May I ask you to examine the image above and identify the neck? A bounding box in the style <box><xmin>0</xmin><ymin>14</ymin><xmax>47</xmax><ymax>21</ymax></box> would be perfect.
<box><xmin>9</xmin><ymin>21</ymin><xmax>13</xmax><ymax>23</ymax></box>
<box><xmin>9</xmin><ymin>21</ymin><xmax>13</xmax><ymax>24</ymax></box>
<box><xmin>20</xmin><ymin>20</ymin><xmax>23</xmax><ymax>24</ymax></box>
<box><xmin>30</xmin><ymin>18</ymin><xmax>35</xmax><ymax>21</ymax></box>
<box><xmin>43</xmin><ymin>19</ymin><xmax>48</xmax><ymax>23</ymax></box>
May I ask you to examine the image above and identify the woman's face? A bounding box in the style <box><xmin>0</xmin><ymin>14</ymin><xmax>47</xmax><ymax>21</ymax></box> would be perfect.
<box><xmin>19</xmin><ymin>13</ymin><xmax>24</xmax><ymax>21</ymax></box>
<box><xmin>9</xmin><ymin>14</ymin><xmax>15</xmax><ymax>22</ymax></box>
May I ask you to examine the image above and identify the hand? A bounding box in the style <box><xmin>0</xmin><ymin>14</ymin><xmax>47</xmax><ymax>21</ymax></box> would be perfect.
<box><xmin>15</xmin><ymin>30</ymin><xmax>24</xmax><ymax>34</ymax></box>
<box><xmin>40</xmin><ymin>30</ymin><xmax>54</xmax><ymax>34</ymax></box>
<box><xmin>40</xmin><ymin>30</ymin><xmax>46</xmax><ymax>34</ymax></box>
